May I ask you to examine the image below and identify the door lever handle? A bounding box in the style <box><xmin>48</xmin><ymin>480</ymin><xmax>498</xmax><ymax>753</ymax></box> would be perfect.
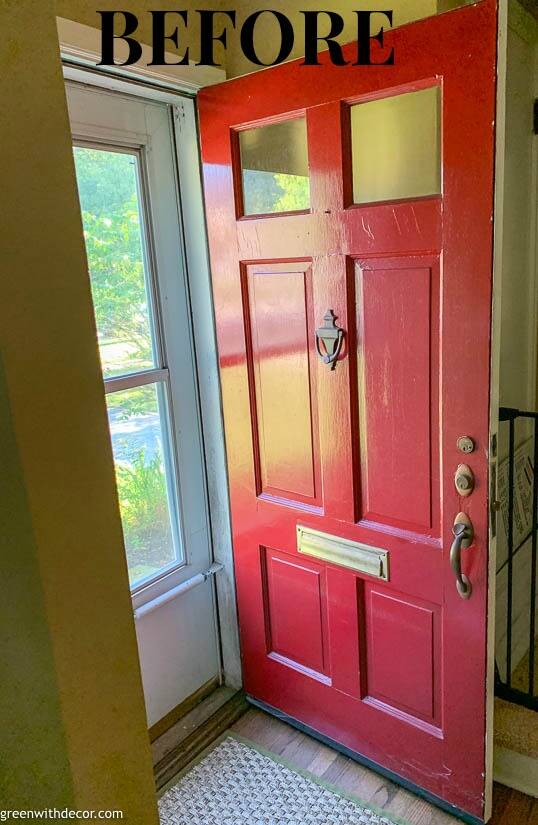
<box><xmin>450</xmin><ymin>513</ymin><xmax>473</xmax><ymax>599</ymax></box>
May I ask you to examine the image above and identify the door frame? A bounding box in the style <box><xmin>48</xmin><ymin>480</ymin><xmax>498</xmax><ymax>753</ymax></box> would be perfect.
<box><xmin>198</xmin><ymin>2</ymin><xmax>502</xmax><ymax>821</ymax></box>
<box><xmin>487</xmin><ymin>1</ymin><xmax>508</xmax><ymax>818</ymax></box>
<box><xmin>58</xmin><ymin>18</ymin><xmax>242</xmax><ymax>690</ymax></box>
<box><xmin>489</xmin><ymin>0</ymin><xmax>538</xmax><ymax>805</ymax></box>
<box><xmin>60</xmin><ymin>6</ymin><xmax>510</xmax><ymax>817</ymax></box>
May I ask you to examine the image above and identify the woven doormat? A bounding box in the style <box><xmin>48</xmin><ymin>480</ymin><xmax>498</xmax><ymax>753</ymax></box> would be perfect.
<box><xmin>159</xmin><ymin>733</ymin><xmax>410</xmax><ymax>825</ymax></box>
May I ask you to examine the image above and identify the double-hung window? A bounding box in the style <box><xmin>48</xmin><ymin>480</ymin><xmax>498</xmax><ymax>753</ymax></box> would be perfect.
<box><xmin>67</xmin><ymin>80</ymin><xmax>224</xmax><ymax>726</ymax></box>
<box><xmin>74</xmin><ymin>145</ymin><xmax>184</xmax><ymax>589</ymax></box>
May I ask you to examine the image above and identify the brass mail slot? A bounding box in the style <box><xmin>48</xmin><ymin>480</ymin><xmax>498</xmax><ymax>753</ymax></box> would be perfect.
<box><xmin>296</xmin><ymin>525</ymin><xmax>389</xmax><ymax>581</ymax></box>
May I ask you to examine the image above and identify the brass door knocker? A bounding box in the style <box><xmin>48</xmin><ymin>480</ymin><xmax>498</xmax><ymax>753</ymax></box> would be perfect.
<box><xmin>315</xmin><ymin>309</ymin><xmax>345</xmax><ymax>370</ymax></box>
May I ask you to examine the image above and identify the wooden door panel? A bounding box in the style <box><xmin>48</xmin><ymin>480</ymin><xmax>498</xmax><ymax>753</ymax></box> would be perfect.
<box><xmin>199</xmin><ymin>2</ymin><xmax>497</xmax><ymax>819</ymax></box>
<box><xmin>327</xmin><ymin>566</ymin><xmax>362</xmax><ymax>699</ymax></box>
<box><xmin>356</xmin><ymin>256</ymin><xmax>440</xmax><ymax>535</ymax></box>
<box><xmin>236</xmin><ymin>201</ymin><xmax>441</xmax><ymax>260</ymax></box>
<box><xmin>244</xmin><ymin>261</ymin><xmax>321</xmax><ymax>508</ymax></box>
<box><xmin>262</xmin><ymin>548</ymin><xmax>329</xmax><ymax>680</ymax></box>
<box><xmin>364</xmin><ymin>587</ymin><xmax>440</xmax><ymax>728</ymax></box>
<box><xmin>342</xmin><ymin>200</ymin><xmax>442</xmax><ymax>257</ymax></box>
<box><xmin>237</xmin><ymin>214</ymin><xmax>330</xmax><ymax>260</ymax></box>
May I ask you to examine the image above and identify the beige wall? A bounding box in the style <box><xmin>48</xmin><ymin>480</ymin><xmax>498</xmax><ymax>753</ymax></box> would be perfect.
<box><xmin>499</xmin><ymin>14</ymin><xmax>537</xmax><ymax>412</ymax></box>
<box><xmin>495</xmin><ymin>4</ymin><xmax>538</xmax><ymax>678</ymax></box>
<box><xmin>54</xmin><ymin>0</ymin><xmax>472</xmax><ymax>78</ymax></box>
<box><xmin>214</xmin><ymin>0</ymin><xmax>438</xmax><ymax>77</ymax></box>
<box><xmin>1</xmin><ymin>1</ymin><xmax>158</xmax><ymax>818</ymax></box>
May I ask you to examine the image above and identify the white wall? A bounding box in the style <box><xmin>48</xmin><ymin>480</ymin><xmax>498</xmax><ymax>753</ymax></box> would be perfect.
<box><xmin>496</xmin><ymin>3</ymin><xmax>538</xmax><ymax>680</ymax></box>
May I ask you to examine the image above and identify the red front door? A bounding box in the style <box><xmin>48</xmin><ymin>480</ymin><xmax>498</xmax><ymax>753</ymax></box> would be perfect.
<box><xmin>199</xmin><ymin>3</ymin><xmax>498</xmax><ymax>820</ymax></box>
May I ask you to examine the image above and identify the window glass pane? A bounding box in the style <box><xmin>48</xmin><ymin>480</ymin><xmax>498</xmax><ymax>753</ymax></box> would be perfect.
<box><xmin>107</xmin><ymin>382</ymin><xmax>182</xmax><ymax>588</ymax></box>
<box><xmin>74</xmin><ymin>147</ymin><xmax>157</xmax><ymax>378</ymax></box>
<box><xmin>239</xmin><ymin>119</ymin><xmax>310</xmax><ymax>215</ymax></box>
<box><xmin>350</xmin><ymin>86</ymin><xmax>441</xmax><ymax>205</ymax></box>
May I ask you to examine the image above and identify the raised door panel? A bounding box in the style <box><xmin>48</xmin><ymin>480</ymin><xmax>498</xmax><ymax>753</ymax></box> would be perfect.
<box><xmin>244</xmin><ymin>261</ymin><xmax>321</xmax><ymax>508</ymax></box>
<box><xmin>262</xmin><ymin>547</ymin><xmax>329</xmax><ymax>680</ymax></box>
<box><xmin>356</xmin><ymin>257</ymin><xmax>440</xmax><ymax>536</ymax></box>
<box><xmin>363</xmin><ymin>586</ymin><xmax>441</xmax><ymax>732</ymax></box>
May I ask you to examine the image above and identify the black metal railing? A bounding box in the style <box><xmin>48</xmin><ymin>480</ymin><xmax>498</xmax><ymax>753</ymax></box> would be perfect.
<box><xmin>495</xmin><ymin>407</ymin><xmax>538</xmax><ymax>711</ymax></box>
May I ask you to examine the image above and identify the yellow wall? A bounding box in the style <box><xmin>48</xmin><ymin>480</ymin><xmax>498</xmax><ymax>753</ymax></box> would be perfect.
<box><xmin>214</xmin><ymin>0</ymin><xmax>438</xmax><ymax>77</ymax></box>
<box><xmin>0</xmin><ymin>1</ymin><xmax>158</xmax><ymax>819</ymax></box>
<box><xmin>56</xmin><ymin>0</ymin><xmax>449</xmax><ymax>77</ymax></box>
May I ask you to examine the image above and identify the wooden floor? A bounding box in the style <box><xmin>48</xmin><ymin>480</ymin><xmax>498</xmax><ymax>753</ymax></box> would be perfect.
<box><xmin>230</xmin><ymin>708</ymin><xmax>538</xmax><ymax>825</ymax></box>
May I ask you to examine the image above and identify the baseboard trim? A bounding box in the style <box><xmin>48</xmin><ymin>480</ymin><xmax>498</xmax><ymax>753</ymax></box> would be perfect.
<box><xmin>247</xmin><ymin>696</ymin><xmax>484</xmax><ymax>825</ymax></box>
<box><xmin>154</xmin><ymin>690</ymin><xmax>248</xmax><ymax>791</ymax></box>
<box><xmin>149</xmin><ymin>676</ymin><xmax>220</xmax><ymax>742</ymax></box>
<box><xmin>494</xmin><ymin>746</ymin><xmax>538</xmax><ymax>797</ymax></box>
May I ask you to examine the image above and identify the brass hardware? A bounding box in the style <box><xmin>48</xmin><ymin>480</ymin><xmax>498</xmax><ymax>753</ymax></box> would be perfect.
<box><xmin>315</xmin><ymin>309</ymin><xmax>345</xmax><ymax>370</ymax></box>
<box><xmin>455</xmin><ymin>463</ymin><xmax>475</xmax><ymax>497</ymax></box>
<box><xmin>457</xmin><ymin>436</ymin><xmax>475</xmax><ymax>454</ymax></box>
<box><xmin>451</xmin><ymin>512</ymin><xmax>473</xmax><ymax>599</ymax></box>
<box><xmin>297</xmin><ymin>525</ymin><xmax>389</xmax><ymax>580</ymax></box>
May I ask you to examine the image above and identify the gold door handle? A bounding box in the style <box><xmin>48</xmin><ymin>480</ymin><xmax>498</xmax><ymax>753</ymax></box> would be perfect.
<box><xmin>450</xmin><ymin>513</ymin><xmax>473</xmax><ymax>599</ymax></box>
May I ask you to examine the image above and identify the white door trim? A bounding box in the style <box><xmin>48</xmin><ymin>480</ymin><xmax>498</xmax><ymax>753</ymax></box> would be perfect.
<box><xmin>486</xmin><ymin>1</ymin><xmax>508</xmax><ymax>820</ymax></box>
<box><xmin>169</xmin><ymin>96</ymin><xmax>242</xmax><ymax>689</ymax></box>
<box><xmin>62</xmin><ymin>57</ymin><xmax>241</xmax><ymax>691</ymax></box>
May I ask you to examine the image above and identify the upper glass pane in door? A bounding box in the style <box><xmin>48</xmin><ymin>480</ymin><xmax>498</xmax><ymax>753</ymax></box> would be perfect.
<box><xmin>350</xmin><ymin>86</ymin><xmax>441</xmax><ymax>204</ymax></box>
<box><xmin>239</xmin><ymin>118</ymin><xmax>310</xmax><ymax>216</ymax></box>
<box><xmin>74</xmin><ymin>147</ymin><xmax>157</xmax><ymax>378</ymax></box>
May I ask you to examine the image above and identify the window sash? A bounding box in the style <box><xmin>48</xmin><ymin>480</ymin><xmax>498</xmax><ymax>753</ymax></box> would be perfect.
<box><xmin>74</xmin><ymin>140</ymin><xmax>187</xmax><ymax>592</ymax></box>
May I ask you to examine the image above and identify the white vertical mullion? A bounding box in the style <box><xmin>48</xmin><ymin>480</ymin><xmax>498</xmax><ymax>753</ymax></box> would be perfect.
<box><xmin>156</xmin><ymin>379</ymin><xmax>185</xmax><ymax>567</ymax></box>
<box><xmin>134</xmin><ymin>148</ymin><xmax>168</xmax><ymax>373</ymax></box>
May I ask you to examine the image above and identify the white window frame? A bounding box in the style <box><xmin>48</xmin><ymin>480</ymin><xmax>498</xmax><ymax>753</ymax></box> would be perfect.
<box><xmin>60</xmin><ymin>18</ymin><xmax>242</xmax><ymax>689</ymax></box>
<box><xmin>74</xmin><ymin>139</ymin><xmax>187</xmax><ymax>592</ymax></box>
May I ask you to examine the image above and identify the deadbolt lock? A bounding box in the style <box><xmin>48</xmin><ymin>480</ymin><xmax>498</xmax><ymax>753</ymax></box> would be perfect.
<box><xmin>455</xmin><ymin>464</ymin><xmax>475</xmax><ymax>497</ymax></box>
<box><xmin>457</xmin><ymin>436</ymin><xmax>475</xmax><ymax>454</ymax></box>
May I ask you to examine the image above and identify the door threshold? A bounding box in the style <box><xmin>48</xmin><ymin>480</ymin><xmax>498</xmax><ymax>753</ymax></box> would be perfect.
<box><xmin>153</xmin><ymin>688</ymin><xmax>248</xmax><ymax>791</ymax></box>
<box><xmin>247</xmin><ymin>696</ymin><xmax>484</xmax><ymax>825</ymax></box>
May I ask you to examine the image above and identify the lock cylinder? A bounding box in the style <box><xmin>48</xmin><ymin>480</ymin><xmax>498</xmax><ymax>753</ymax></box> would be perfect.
<box><xmin>455</xmin><ymin>464</ymin><xmax>475</xmax><ymax>497</ymax></box>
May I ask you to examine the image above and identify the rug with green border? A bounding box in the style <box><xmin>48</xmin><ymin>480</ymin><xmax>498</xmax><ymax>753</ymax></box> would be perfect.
<box><xmin>158</xmin><ymin>731</ymin><xmax>412</xmax><ymax>824</ymax></box>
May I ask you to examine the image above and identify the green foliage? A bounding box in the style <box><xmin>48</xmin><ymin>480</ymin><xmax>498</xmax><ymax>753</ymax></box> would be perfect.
<box><xmin>274</xmin><ymin>173</ymin><xmax>310</xmax><ymax>212</ymax></box>
<box><xmin>74</xmin><ymin>148</ymin><xmax>153</xmax><ymax>374</ymax></box>
<box><xmin>242</xmin><ymin>169</ymin><xmax>309</xmax><ymax>214</ymax></box>
<box><xmin>115</xmin><ymin>450</ymin><xmax>174</xmax><ymax>584</ymax></box>
<box><xmin>106</xmin><ymin>385</ymin><xmax>157</xmax><ymax>419</ymax></box>
<box><xmin>74</xmin><ymin>147</ymin><xmax>174</xmax><ymax>585</ymax></box>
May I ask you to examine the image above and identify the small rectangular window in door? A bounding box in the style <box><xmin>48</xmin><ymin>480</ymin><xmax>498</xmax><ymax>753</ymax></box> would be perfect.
<box><xmin>238</xmin><ymin>118</ymin><xmax>310</xmax><ymax>216</ymax></box>
<box><xmin>350</xmin><ymin>86</ymin><xmax>441</xmax><ymax>205</ymax></box>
